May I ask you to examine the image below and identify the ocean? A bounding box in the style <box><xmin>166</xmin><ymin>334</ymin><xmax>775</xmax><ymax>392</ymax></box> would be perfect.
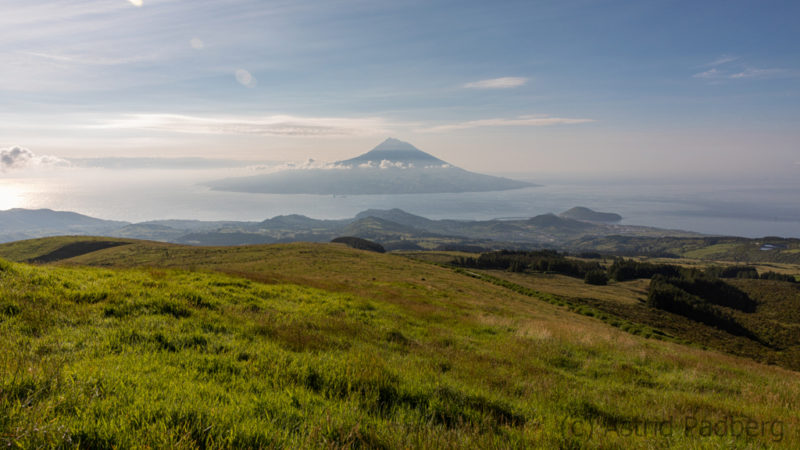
<box><xmin>3</xmin><ymin>169</ymin><xmax>799</xmax><ymax>238</ymax></box>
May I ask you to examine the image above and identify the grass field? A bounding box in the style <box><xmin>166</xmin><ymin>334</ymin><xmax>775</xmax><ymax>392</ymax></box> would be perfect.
<box><xmin>482</xmin><ymin>270</ymin><xmax>800</xmax><ymax>372</ymax></box>
<box><xmin>1</xmin><ymin>237</ymin><xmax>799</xmax><ymax>447</ymax></box>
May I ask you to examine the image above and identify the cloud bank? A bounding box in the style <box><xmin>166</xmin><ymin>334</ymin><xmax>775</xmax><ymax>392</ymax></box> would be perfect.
<box><xmin>421</xmin><ymin>115</ymin><xmax>594</xmax><ymax>132</ymax></box>
<box><xmin>89</xmin><ymin>111</ymin><xmax>593</xmax><ymax>138</ymax></box>
<box><xmin>0</xmin><ymin>146</ymin><xmax>70</xmax><ymax>172</ymax></box>
<box><xmin>463</xmin><ymin>77</ymin><xmax>528</xmax><ymax>89</ymax></box>
<box><xmin>92</xmin><ymin>113</ymin><xmax>390</xmax><ymax>137</ymax></box>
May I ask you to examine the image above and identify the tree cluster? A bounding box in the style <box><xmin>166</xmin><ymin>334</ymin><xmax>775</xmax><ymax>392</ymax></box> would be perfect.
<box><xmin>607</xmin><ymin>259</ymin><xmax>682</xmax><ymax>282</ymax></box>
<box><xmin>452</xmin><ymin>250</ymin><xmax>602</xmax><ymax>278</ymax></box>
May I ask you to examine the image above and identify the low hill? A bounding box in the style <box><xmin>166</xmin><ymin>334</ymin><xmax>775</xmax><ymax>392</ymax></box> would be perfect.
<box><xmin>0</xmin><ymin>237</ymin><xmax>798</xmax><ymax>447</ymax></box>
<box><xmin>0</xmin><ymin>208</ymin><xmax>128</xmax><ymax>242</ymax></box>
<box><xmin>354</xmin><ymin>208</ymin><xmax>436</xmax><ymax>229</ymax></box>
<box><xmin>7</xmin><ymin>208</ymin><xmax>800</xmax><ymax>265</ymax></box>
<box><xmin>0</xmin><ymin>236</ymin><xmax>139</xmax><ymax>262</ymax></box>
<box><xmin>560</xmin><ymin>206</ymin><xmax>622</xmax><ymax>223</ymax></box>
<box><xmin>331</xmin><ymin>236</ymin><xmax>386</xmax><ymax>253</ymax></box>
<box><xmin>528</xmin><ymin>213</ymin><xmax>595</xmax><ymax>231</ymax></box>
<box><xmin>340</xmin><ymin>216</ymin><xmax>436</xmax><ymax>241</ymax></box>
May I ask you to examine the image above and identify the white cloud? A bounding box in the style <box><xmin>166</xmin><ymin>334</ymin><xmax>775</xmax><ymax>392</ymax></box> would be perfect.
<box><xmin>693</xmin><ymin>68</ymin><xmax>720</xmax><ymax>79</ymax></box>
<box><xmin>248</xmin><ymin>159</ymin><xmax>352</xmax><ymax>173</ymax></box>
<box><xmin>190</xmin><ymin>38</ymin><xmax>204</xmax><ymax>50</ymax></box>
<box><xmin>704</xmin><ymin>55</ymin><xmax>739</xmax><ymax>67</ymax></box>
<box><xmin>0</xmin><ymin>146</ymin><xmax>70</xmax><ymax>172</ymax></box>
<box><xmin>693</xmin><ymin>56</ymin><xmax>792</xmax><ymax>81</ymax></box>
<box><xmin>20</xmin><ymin>50</ymin><xmax>158</xmax><ymax>66</ymax></box>
<box><xmin>463</xmin><ymin>77</ymin><xmax>528</xmax><ymax>89</ymax></box>
<box><xmin>693</xmin><ymin>66</ymin><xmax>790</xmax><ymax>80</ymax></box>
<box><xmin>128</xmin><ymin>0</ymin><xmax>143</xmax><ymax>7</ymax></box>
<box><xmin>729</xmin><ymin>67</ymin><xmax>787</xmax><ymax>79</ymax></box>
<box><xmin>420</xmin><ymin>115</ymin><xmax>594</xmax><ymax>132</ymax></box>
<box><xmin>90</xmin><ymin>113</ymin><xmax>391</xmax><ymax>137</ymax></box>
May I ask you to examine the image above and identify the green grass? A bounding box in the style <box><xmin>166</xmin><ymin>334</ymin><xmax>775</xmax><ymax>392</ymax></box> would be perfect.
<box><xmin>479</xmin><ymin>267</ymin><xmax>800</xmax><ymax>372</ymax></box>
<box><xmin>1</xmin><ymin>239</ymin><xmax>800</xmax><ymax>447</ymax></box>
<box><xmin>0</xmin><ymin>236</ymin><xmax>140</xmax><ymax>263</ymax></box>
<box><xmin>682</xmin><ymin>243</ymin><xmax>742</xmax><ymax>259</ymax></box>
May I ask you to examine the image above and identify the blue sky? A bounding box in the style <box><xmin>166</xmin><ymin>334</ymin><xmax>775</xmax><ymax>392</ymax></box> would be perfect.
<box><xmin>2</xmin><ymin>0</ymin><xmax>799</xmax><ymax>177</ymax></box>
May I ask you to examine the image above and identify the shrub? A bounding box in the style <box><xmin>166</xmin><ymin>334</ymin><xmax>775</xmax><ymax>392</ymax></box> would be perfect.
<box><xmin>584</xmin><ymin>270</ymin><xmax>608</xmax><ymax>285</ymax></box>
<box><xmin>331</xmin><ymin>236</ymin><xmax>385</xmax><ymax>253</ymax></box>
<box><xmin>608</xmin><ymin>258</ymin><xmax>682</xmax><ymax>281</ymax></box>
<box><xmin>705</xmin><ymin>265</ymin><xmax>759</xmax><ymax>279</ymax></box>
<box><xmin>759</xmin><ymin>271</ymin><xmax>797</xmax><ymax>283</ymax></box>
<box><xmin>665</xmin><ymin>273</ymin><xmax>756</xmax><ymax>312</ymax></box>
<box><xmin>452</xmin><ymin>250</ymin><xmax>601</xmax><ymax>279</ymax></box>
<box><xmin>647</xmin><ymin>276</ymin><xmax>754</xmax><ymax>337</ymax></box>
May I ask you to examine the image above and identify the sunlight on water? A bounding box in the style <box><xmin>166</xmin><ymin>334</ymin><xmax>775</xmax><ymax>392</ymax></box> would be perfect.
<box><xmin>0</xmin><ymin>183</ymin><xmax>26</xmax><ymax>210</ymax></box>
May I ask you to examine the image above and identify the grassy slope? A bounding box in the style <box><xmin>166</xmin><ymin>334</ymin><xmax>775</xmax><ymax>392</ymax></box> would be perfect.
<box><xmin>0</xmin><ymin>236</ymin><xmax>141</xmax><ymax>263</ymax></box>
<box><xmin>0</xmin><ymin>239</ymin><xmax>799</xmax><ymax>447</ymax></box>
<box><xmin>484</xmin><ymin>270</ymin><xmax>800</xmax><ymax>371</ymax></box>
<box><xmin>571</xmin><ymin>236</ymin><xmax>800</xmax><ymax>264</ymax></box>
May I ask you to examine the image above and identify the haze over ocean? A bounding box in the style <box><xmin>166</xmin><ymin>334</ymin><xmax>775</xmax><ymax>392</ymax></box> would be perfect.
<box><xmin>2</xmin><ymin>170</ymin><xmax>798</xmax><ymax>238</ymax></box>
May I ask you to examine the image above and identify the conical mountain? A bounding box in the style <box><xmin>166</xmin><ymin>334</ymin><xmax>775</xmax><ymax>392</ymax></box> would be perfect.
<box><xmin>208</xmin><ymin>139</ymin><xmax>536</xmax><ymax>195</ymax></box>
<box><xmin>338</xmin><ymin>138</ymin><xmax>448</xmax><ymax>166</ymax></box>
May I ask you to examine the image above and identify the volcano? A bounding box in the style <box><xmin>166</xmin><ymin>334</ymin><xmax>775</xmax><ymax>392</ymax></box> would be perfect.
<box><xmin>208</xmin><ymin>138</ymin><xmax>535</xmax><ymax>195</ymax></box>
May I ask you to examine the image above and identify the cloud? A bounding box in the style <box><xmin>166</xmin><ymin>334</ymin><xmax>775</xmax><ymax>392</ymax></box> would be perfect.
<box><xmin>693</xmin><ymin>56</ymin><xmax>792</xmax><ymax>81</ymax></box>
<box><xmin>463</xmin><ymin>77</ymin><xmax>528</xmax><ymax>89</ymax></box>
<box><xmin>69</xmin><ymin>157</ymin><xmax>262</xmax><ymax>170</ymax></box>
<box><xmin>253</xmin><ymin>158</ymin><xmax>439</xmax><ymax>173</ymax></box>
<box><xmin>249</xmin><ymin>158</ymin><xmax>349</xmax><ymax>173</ymax></box>
<box><xmin>693</xmin><ymin>66</ymin><xmax>790</xmax><ymax>80</ymax></box>
<box><xmin>355</xmin><ymin>160</ymin><xmax>414</xmax><ymax>169</ymax></box>
<box><xmin>729</xmin><ymin>67</ymin><xmax>787</xmax><ymax>79</ymax></box>
<box><xmin>693</xmin><ymin>68</ymin><xmax>720</xmax><ymax>79</ymax></box>
<box><xmin>420</xmin><ymin>115</ymin><xmax>594</xmax><ymax>132</ymax></box>
<box><xmin>128</xmin><ymin>0</ymin><xmax>143</xmax><ymax>7</ymax></box>
<box><xmin>704</xmin><ymin>55</ymin><xmax>739</xmax><ymax>67</ymax></box>
<box><xmin>91</xmin><ymin>113</ymin><xmax>391</xmax><ymax>137</ymax></box>
<box><xmin>0</xmin><ymin>146</ymin><xmax>70</xmax><ymax>172</ymax></box>
<box><xmin>19</xmin><ymin>50</ymin><xmax>159</xmax><ymax>66</ymax></box>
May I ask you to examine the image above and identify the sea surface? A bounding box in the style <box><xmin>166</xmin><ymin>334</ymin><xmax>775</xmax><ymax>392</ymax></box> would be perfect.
<box><xmin>2</xmin><ymin>169</ymin><xmax>799</xmax><ymax>238</ymax></box>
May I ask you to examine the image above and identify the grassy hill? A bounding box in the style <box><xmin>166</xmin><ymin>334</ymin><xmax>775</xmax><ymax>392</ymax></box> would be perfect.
<box><xmin>569</xmin><ymin>235</ymin><xmax>800</xmax><ymax>263</ymax></box>
<box><xmin>1</xmin><ymin>237</ymin><xmax>799</xmax><ymax>447</ymax></box>
<box><xmin>478</xmin><ymin>270</ymin><xmax>800</xmax><ymax>371</ymax></box>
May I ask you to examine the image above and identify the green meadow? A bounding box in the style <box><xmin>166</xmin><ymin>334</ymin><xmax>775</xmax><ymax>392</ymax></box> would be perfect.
<box><xmin>1</xmin><ymin>238</ymin><xmax>799</xmax><ymax>448</ymax></box>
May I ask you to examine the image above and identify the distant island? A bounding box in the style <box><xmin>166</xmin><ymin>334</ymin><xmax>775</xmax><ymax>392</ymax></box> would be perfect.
<box><xmin>3</xmin><ymin>207</ymin><xmax>800</xmax><ymax>263</ymax></box>
<box><xmin>0</xmin><ymin>205</ymin><xmax>698</xmax><ymax>252</ymax></box>
<box><xmin>559</xmin><ymin>206</ymin><xmax>622</xmax><ymax>223</ymax></box>
<box><xmin>207</xmin><ymin>138</ymin><xmax>535</xmax><ymax>195</ymax></box>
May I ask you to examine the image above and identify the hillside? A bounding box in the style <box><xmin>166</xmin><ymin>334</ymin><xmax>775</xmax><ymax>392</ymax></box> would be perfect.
<box><xmin>559</xmin><ymin>206</ymin><xmax>622</xmax><ymax>223</ymax></box>
<box><xmin>5</xmin><ymin>210</ymin><xmax>800</xmax><ymax>266</ymax></box>
<box><xmin>0</xmin><ymin>208</ymin><xmax>128</xmax><ymax>242</ymax></box>
<box><xmin>1</xmin><ymin>237</ymin><xmax>798</xmax><ymax>447</ymax></box>
<box><xmin>206</xmin><ymin>138</ymin><xmax>535</xmax><ymax>195</ymax></box>
<box><xmin>0</xmin><ymin>207</ymin><xmax>701</xmax><ymax>249</ymax></box>
<box><xmin>481</xmin><ymin>270</ymin><xmax>800</xmax><ymax>371</ymax></box>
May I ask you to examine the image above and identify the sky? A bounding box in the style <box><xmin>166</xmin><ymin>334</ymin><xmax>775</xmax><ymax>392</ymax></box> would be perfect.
<box><xmin>2</xmin><ymin>0</ymin><xmax>800</xmax><ymax>178</ymax></box>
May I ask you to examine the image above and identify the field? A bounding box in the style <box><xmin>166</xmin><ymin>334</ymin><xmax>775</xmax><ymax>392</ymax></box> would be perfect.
<box><xmin>1</xmin><ymin>237</ymin><xmax>799</xmax><ymax>448</ymax></box>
